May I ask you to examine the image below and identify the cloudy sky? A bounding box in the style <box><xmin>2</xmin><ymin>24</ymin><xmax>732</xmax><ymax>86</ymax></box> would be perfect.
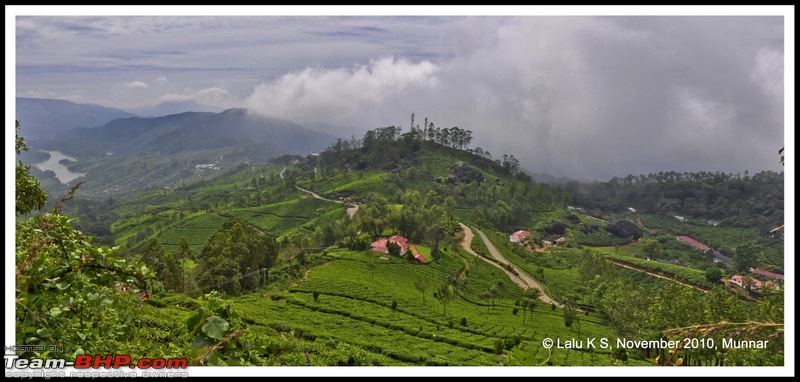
<box><xmin>8</xmin><ymin>6</ymin><xmax>792</xmax><ymax>181</ymax></box>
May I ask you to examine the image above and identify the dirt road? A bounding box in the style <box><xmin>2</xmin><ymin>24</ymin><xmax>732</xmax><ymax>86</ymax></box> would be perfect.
<box><xmin>459</xmin><ymin>223</ymin><xmax>560</xmax><ymax>306</ymax></box>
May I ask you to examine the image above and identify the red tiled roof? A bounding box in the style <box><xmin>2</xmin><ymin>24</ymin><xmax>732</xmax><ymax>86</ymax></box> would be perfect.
<box><xmin>370</xmin><ymin>238</ymin><xmax>388</xmax><ymax>253</ymax></box>
<box><xmin>676</xmin><ymin>236</ymin><xmax>710</xmax><ymax>252</ymax></box>
<box><xmin>409</xmin><ymin>245</ymin><xmax>426</xmax><ymax>263</ymax></box>
<box><xmin>371</xmin><ymin>235</ymin><xmax>410</xmax><ymax>254</ymax></box>
<box><xmin>752</xmin><ymin>268</ymin><xmax>784</xmax><ymax>280</ymax></box>
<box><xmin>509</xmin><ymin>230</ymin><xmax>531</xmax><ymax>243</ymax></box>
<box><xmin>732</xmin><ymin>275</ymin><xmax>763</xmax><ymax>289</ymax></box>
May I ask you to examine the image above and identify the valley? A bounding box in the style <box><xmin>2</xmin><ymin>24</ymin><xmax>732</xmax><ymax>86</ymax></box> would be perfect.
<box><xmin>14</xmin><ymin>113</ymin><xmax>785</xmax><ymax>368</ymax></box>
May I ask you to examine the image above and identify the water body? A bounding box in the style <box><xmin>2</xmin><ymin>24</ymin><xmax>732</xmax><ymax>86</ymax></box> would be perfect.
<box><xmin>33</xmin><ymin>151</ymin><xmax>85</xmax><ymax>184</ymax></box>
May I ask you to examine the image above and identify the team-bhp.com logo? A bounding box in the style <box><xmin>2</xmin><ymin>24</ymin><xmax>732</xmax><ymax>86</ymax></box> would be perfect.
<box><xmin>5</xmin><ymin>353</ymin><xmax>188</xmax><ymax>378</ymax></box>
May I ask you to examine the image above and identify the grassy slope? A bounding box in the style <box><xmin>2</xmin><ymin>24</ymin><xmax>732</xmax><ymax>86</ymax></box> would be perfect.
<box><xmin>228</xmin><ymin>248</ymin><xmax>650</xmax><ymax>366</ymax></box>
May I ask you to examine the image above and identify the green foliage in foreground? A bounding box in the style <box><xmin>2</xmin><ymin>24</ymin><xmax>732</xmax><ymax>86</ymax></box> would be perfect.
<box><xmin>15</xmin><ymin>122</ymin><xmax>156</xmax><ymax>359</ymax></box>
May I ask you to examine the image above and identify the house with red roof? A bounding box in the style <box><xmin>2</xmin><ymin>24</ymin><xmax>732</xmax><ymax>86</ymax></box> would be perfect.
<box><xmin>409</xmin><ymin>245</ymin><xmax>426</xmax><ymax>263</ymax></box>
<box><xmin>509</xmin><ymin>230</ymin><xmax>531</xmax><ymax>244</ymax></box>
<box><xmin>730</xmin><ymin>275</ymin><xmax>779</xmax><ymax>290</ymax></box>
<box><xmin>371</xmin><ymin>235</ymin><xmax>410</xmax><ymax>255</ymax></box>
<box><xmin>731</xmin><ymin>275</ymin><xmax>763</xmax><ymax>290</ymax></box>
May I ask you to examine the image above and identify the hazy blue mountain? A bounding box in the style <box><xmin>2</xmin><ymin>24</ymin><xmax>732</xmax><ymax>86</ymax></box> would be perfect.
<box><xmin>61</xmin><ymin>112</ymin><xmax>216</xmax><ymax>157</ymax></box>
<box><xmin>151</xmin><ymin>108</ymin><xmax>335</xmax><ymax>156</ymax></box>
<box><xmin>52</xmin><ymin>108</ymin><xmax>336</xmax><ymax>159</ymax></box>
<box><xmin>15</xmin><ymin>97</ymin><xmax>138</xmax><ymax>140</ymax></box>
<box><xmin>125</xmin><ymin>100</ymin><xmax>225</xmax><ymax>117</ymax></box>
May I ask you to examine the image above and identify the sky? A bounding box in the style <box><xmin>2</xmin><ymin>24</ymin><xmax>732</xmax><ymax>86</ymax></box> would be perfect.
<box><xmin>4</xmin><ymin>6</ymin><xmax>796</xmax><ymax>378</ymax></box>
<box><xmin>8</xmin><ymin>6</ymin><xmax>792</xmax><ymax>182</ymax></box>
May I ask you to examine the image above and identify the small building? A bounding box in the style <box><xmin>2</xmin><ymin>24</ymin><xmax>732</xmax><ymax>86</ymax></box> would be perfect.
<box><xmin>731</xmin><ymin>275</ymin><xmax>763</xmax><ymax>290</ymax></box>
<box><xmin>509</xmin><ymin>230</ymin><xmax>532</xmax><ymax>244</ymax></box>
<box><xmin>628</xmin><ymin>207</ymin><xmax>637</xmax><ymax>213</ymax></box>
<box><xmin>409</xmin><ymin>245</ymin><xmax>426</xmax><ymax>263</ymax></box>
<box><xmin>371</xmin><ymin>235</ymin><xmax>410</xmax><ymax>255</ymax></box>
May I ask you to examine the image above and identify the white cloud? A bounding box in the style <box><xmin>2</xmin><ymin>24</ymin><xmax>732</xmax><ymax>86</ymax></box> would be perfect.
<box><xmin>197</xmin><ymin>87</ymin><xmax>229</xmax><ymax>98</ymax></box>
<box><xmin>245</xmin><ymin>57</ymin><xmax>438</xmax><ymax>125</ymax></box>
<box><xmin>750</xmin><ymin>47</ymin><xmax>784</xmax><ymax>99</ymax></box>
<box><xmin>124</xmin><ymin>81</ymin><xmax>148</xmax><ymax>89</ymax></box>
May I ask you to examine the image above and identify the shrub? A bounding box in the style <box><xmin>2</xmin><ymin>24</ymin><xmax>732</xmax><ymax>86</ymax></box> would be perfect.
<box><xmin>391</xmin><ymin>300</ymin><xmax>398</xmax><ymax>310</ymax></box>
<box><xmin>312</xmin><ymin>291</ymin><xmax>320</xmax><ymax>301</ymax></box>
<box><xmin>460</xmin><ymin>317</ymin><xmax>468</xmax><ymax>327</ymax></box>
<box><xmin>494</xmin><ymin>339</ymin><xmax>504</xmax><ymax>354</ymax></box>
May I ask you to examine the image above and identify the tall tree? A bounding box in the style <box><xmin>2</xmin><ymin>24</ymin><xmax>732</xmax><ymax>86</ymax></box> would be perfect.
<box><xmin>413</xmin><ymin>276</ymin><xmax>430</xmax><ymax>304</ymax></box>
<box><xmin>563</xmin><ymin>295</ymin><xmax>581</xmax><ymax>334</ymax></box>
<box><xmin>434</xmin><ymin>282</ymin><xmax>455</xmax><ymax>317</ymax></box>
<box><xmin>140</xmin><ymin>237</ymin><xmax>166</xmax><ymax>280</ymax></box>
<box><xmin>520</xmin><ymin>288</ymin><xmax>542</xmax><ymax>324</ymax></box>
<box><xmin>176</xmin><ymin>236</ymin><xmax>195</xmax><ymax>261</ymax></box>
<box><xmin>426</xmin><ymin>224</ymin><xmax>447</xmax><ymax>261</ymax></box>
<box><xmin>733</xmin><ymin>241</ymin><xmax>760</xmax><ymax>273</ymax></box>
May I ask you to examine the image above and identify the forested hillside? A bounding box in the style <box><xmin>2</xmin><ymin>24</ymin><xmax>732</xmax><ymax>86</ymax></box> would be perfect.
<box><xmin>562</xmin><ymin>170</ymin><xmax>783</xmax><ymax>229</ymax></box>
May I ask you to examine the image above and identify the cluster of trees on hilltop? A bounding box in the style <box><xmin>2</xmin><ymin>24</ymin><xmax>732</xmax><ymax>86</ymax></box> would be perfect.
<box><xmin>319</xmin><ymin>119</ymin><xmax>526</xmax><ymax>180</ymax></box>
<box><xmin>562</xmin><ymin>170</ymin><xmax>783</xmax><ymax>229</ymax></box>
<box><xmin>319</xmin><ymin>122</ymin><xmax>475</xmax><ymax>171</ymax></box>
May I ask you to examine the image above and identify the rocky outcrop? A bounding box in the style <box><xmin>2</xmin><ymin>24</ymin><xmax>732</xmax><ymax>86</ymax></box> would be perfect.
<box><xmin>605</xmin><ymin>219</ymin><xmax>643</xmax><ymax>240</ymax></box>
<box><xmin>545</xmin><ymin>220</ymin><xmax>568</xmax><ymax>235</ymax></box>
<box><xmin>448</xmin><ymin>161</ymin><xmax>484</xmax><ymax>184</ymax></box>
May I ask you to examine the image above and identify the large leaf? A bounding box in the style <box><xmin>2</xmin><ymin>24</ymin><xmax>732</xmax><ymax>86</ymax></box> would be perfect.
<box><xmin>201</xmin><ymin>315</ymin><xmax>230</xmax><ymax>340</ymax></box>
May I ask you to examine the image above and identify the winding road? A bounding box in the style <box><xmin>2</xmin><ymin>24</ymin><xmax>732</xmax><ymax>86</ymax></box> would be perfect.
<box><xmin>458</xmin><ymin>223</ymin><xmax>560</xmax><ymax>306</ymax></box>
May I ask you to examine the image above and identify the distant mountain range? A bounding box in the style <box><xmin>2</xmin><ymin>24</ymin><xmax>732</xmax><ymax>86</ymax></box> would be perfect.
<box><xmin>16</xmin><ymin>97</ymin><xmax>137</xmax><ymax>140</ymax></box>
<box><xmin>49</xmin><ymin>108</ymin><xmax>336</xmax><ymax>159</ymax></box>
<box><xmin>15</xmin><ymin>97</ymin><xmax>336</xmax><ymax>160</ymax></box>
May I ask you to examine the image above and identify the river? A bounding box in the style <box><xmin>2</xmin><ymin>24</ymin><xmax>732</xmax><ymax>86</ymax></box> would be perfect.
<box><xmin>33</xmin><ymin>150</ymin><xmax>85</xmax><ymax>184</ymax></box>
